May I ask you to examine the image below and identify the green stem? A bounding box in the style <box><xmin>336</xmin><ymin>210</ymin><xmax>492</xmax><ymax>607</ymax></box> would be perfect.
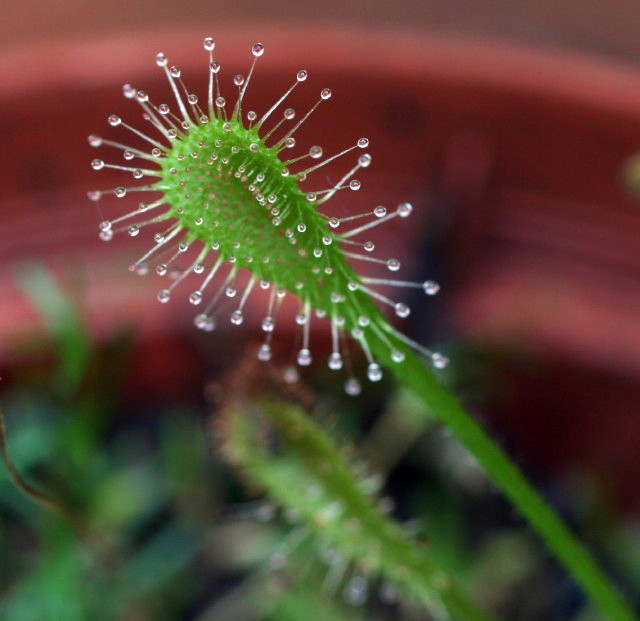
<box><xmin>368</xmin><ymin>328</ymin><xmax>636</xmax><ymax>621</ymax></box>
<box><xmin>220</xmin><ymin>397</ymin><xmax>498</xmax><ymax>621</ymax></box>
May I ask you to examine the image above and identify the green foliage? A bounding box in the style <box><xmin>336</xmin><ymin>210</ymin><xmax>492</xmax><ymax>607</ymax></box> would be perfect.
<box><xmin>1</xmin><ymin>264</ymin><xmax>639</xmax><ymax>620</ymax></box>
<box><xmin>219</xmin><ymin>395</ymin><xmax>497</xmax><ymax>620</ymax></box>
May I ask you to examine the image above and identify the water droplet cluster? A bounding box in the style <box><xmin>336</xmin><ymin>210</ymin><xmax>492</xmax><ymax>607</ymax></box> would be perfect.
<box><xmin>89</xmin><ymin>38</ymin><xmax>448</xmax><ymax>392</ymax></box>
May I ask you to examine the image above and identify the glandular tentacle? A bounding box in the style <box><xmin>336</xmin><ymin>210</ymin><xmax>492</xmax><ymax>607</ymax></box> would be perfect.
<box><xmin>89</xmin><ymin>38</ymin><xmax>445</xmax><ymax>394</ymax></box>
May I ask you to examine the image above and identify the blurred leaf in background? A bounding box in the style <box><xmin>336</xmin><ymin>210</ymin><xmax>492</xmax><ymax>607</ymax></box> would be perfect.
<box><xmin>0</xmin><ymin>264</ymin><xmax>638</xmax><ymax>620</ymax></box>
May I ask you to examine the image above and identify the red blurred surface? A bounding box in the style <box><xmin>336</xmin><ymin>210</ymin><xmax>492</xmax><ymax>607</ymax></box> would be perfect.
<box><xmin>0</xmin><ymin>25</ymin><xmax>639</xmax><ymax>510</ymax></box>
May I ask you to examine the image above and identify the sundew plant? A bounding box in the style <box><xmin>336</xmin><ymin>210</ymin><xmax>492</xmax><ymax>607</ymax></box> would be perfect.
<box><xmin>87</xmin><ymin>37</ymin><xmax>636</xmax><ymax>620</ymax></box>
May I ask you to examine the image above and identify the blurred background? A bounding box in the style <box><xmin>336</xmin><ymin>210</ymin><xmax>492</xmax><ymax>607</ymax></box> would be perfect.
<box><xmin>1</xmin><ymin>2</ymin><xmax>639</xmax><ymax>620</ymax></box>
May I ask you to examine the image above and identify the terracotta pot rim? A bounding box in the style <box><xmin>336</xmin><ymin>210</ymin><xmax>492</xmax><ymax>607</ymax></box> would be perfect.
<box><xmin>4</xmin><ymin>20</ymin><xmax>640</xmax><ymax>117</ymax></box>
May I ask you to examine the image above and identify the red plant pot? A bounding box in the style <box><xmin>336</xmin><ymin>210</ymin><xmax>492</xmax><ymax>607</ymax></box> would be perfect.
<box><xmin>1</xmin><ymin>24</ymin><xmax>639</xmax><ymax>511</ymax></box>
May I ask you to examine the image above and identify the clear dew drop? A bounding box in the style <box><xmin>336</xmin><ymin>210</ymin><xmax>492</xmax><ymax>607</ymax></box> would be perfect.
<box><xmin>99</xmin><ymin>230</ymin><xmax>113</xmax><ymax>242</ymax></box>
<box><xmin>295</xmin><ymin>313</ymin><xmax>308</xmax><ymax>325</ymax></box>
<box><xmin>367</xmin><ymin>362</ymin><xmax>383</xmax><ymax>382</ymax></box>
<box><xmin>284</xmin><ymin>107</ymin><xmax>295</xmax><ymax>120</ymax></box>
<box><xmin>397</xmin><ymin>202</ymin><xmax>413</xmax><ymax>217</ymax></box>
<box><xmin>127</xmin><ymin>224</ymin><xmax>139</xmax><ymax>237</ymax></box>
<box><xmin>247</xmin><ymin>110</ymin><xmax>257</xmax><ymax>122</ymax></box>
<box><xmin>108</xmin><ymin>114</ymin><xmax>121</xmax><ymax>126</ymax></box>
<box><xmin>115</xmin><ymin>187</ymin><xmax>127</xmax><ymax>198</ymax></box>
<box><xmin>156</xmin><ymin>264</ymin><xmax>168</xmax><ymax>276</ymax></box>
<box><xmin>123</xmin><ymin>150</ymin><xmax>135</xmax><ymax>160</ymax></box>
<box><xmin>432</xmin><ymin>352</ymin><xmax>449</xmax><ymax>369</ymax></box>
<box><xmin>320</xmin><ymin>88</ymin><xmax>332</xmax><ymax>100</ymax></box>
<box><xmin>157</xmin><ymin>289</ymin><xmax>170</xmax><ymax>304</ymax></box>
<box><xmin>391</xmin><ymin>349</ymin><xmax>405</xmax><ymax>363</ymax></box>
<box><xmin>87</xmin><ymin>190</ymin><xmax>101</xmax><ymax>201</ymax></box>
<box><xmin>155</xmin><ymin>52</ymin><xmax>168</xmax><ymax>67</ymax></box>
<box><xmin>189</xmin><ymin>291</ymin><xmax>202</xmax><ymax>305</ymax></box>
<box><xmin>394</xmin><ymin>302</ymin><xmax>410</xmax><ymax>318</ymax></box>
<box><xmin>257</xmin><ymin>344</ymin><xmax>272</xmax><ymax>361</ymax></box>
<box><xmin>91</xmin><ymin>159</ymin><xmax>104</xmax><ymax>170</ymax></box>
<box><xmin>297</xmin><ymin>348</ymin><xmax>312</xmax><ymax>366</ymax></box>
<box><xmin>193</xmin><ymin>263</ymin><xmax>205</xmax><ymax>274</ymax></box>
<box><xmin>349</xmin><ymin>180</ymin><xmax>361</xmax><ymax>191</ymax></box>
<box><xmin>345</xmin><ymin>377</ymin><xmax>362</xmax><ymax>396</ymax></box>
<box><xmin>261</xmin><ymin>316</ymin><xmax>275</xmax><ymax>332</ymax></box>
<box><xmin>284</xmin><ymin>366</ymin><xmax>299</xmax><ymax>383</ymax></box>
<box><xmin>328</xmin><ymin>352</ymin><xmax>343</xmax><ymax>370</ymax></box>
<box><xmin>210</xmin><ymin>61</ymin><xmax>221</xmax><ymax>74</ymax></box>
<box><xmin>225</xmin><ymin>286</ymin><xmax>237</xmax><ymax>298</ymax></box>
<box><xmin>357</xmin><ymin>137</ymin><xmax>369</xmax><ymax>148</ymax></box>
<box><xmin>132</xmin><ymin>169</ymin><xmax>143</xmax><ymax>179</ymax></box>
<box><xmin>284</xmin><ymin>137</ymin><xmax>296</xmax><ymax>149</ymax></box>
<box><xmin>169</xmin><ymin>65</ymin><xmax>181</xmax><ymax>78</ymax></box>
<box><xmin>423</xmin><ymin>280</ymin><xmax>440</xmax><ymax>295</ymax></box>
<box><xmin>215</xmin><ymin>96</ymin><xmax>225</xmax><ymax>108</ymax></box>
<box><xmin>309</xmin><ymin>145</ymin><xmax>323</xmax><ymax>159</ymax></box>
<box><xmin>233</xmin><ymin>74</ymin><xmax>244</xmax><ymax>86</ymax></box>
<box><xmin>387</xmin><ymin>258</ymin><xmax>401</xmax><ymax>272</ymax></box>
<box><xmin>194</xmin><ymin>313</ymin><xmax>215</xmax><ymax>331</ymax></box>
<box><xmin>358</xmin><ymin>153</ymin><xmax>372</xmax><ymax>167</ymax></box>
<box><xmin>136</xmin><ymin>90</ymin><xmax>149</xmax><ymax>103</ymax></box>
<box><xmin>252</xmin><ymin>42</ymin><xmax>265</xmax><ymax>57</ymax></box>
<box><xmin>122</xmin><ymin>84</ymin><xmax>136</xmax><ymax>98</ymax></box>
<box><xmin>188</xmin><ymin>93</ymin><xmax>198</xmax><ymax>105</ymax></box>
<box><xmin>158</xmin><ymin>103</ymin><xmax>170</xmax><ymax>115</ymax></box>
<box><xmin>363</xmin><ymin>241</ymin><xmax>375</xmax><ymax>252</ymax></box>
<box><xmin>203</xmin><ymin>37</ymin><xmax>215</xmax><ymax>52</ymax></box>
<box><xmin>297</xmin><ymin>69</ymin><xmax>308</xmax><ymax>82</ymax></box>
<box><xmin>230</xmin><ymin>310</ymin><xmax>244</xmax><ymax>325</ymax></box>
<box><xmin>374</xmin><ymin>206</ymin><xmax>387</xmax><ymax>217</ymax></box>
<box><xmin>88</xmin><ymin>134</ymin><xmax>102</xmax><ymax>147</ymax></box>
